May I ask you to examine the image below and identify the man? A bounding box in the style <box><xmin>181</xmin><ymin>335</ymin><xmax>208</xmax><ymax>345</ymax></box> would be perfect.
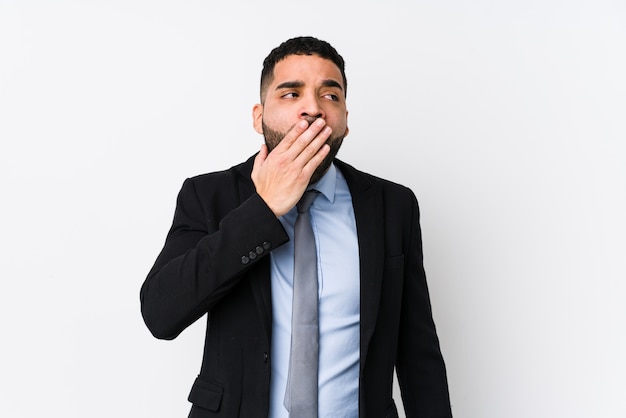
<box><xmin>141</xmin><ymin>36</ymin><xmax>452</xmax><ymax>418</ymax></box>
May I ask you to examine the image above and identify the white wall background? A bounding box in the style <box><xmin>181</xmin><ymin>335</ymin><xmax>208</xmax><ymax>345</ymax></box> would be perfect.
<box><xmin>1</xmin><ymin>1</ymin><xmax>625</xmax><ymax>417</ymax></box>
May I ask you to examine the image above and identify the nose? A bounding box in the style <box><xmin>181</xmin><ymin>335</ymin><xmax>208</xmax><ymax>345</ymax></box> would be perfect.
<box><xmin>299</xmin><ymin>94</ymin><xmax>324</xmax><ymax>123</ymax></box>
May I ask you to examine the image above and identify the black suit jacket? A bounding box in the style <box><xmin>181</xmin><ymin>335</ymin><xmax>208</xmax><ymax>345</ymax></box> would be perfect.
<box><xmin>141</xmin><ymin>156</ymin><xmax>452</xmax><ymax>417</ymax></box>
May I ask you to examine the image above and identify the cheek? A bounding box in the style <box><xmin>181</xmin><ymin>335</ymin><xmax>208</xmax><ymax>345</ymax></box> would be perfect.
<box><xmin>325</xmin><ymin>104</ymin><xmax>347</xmax><ymax>125</ymax></box>
<box><xmin>263</xmin><ymin>109</ymin><xmax>295</xmax><ymax>132</ymax></box>
<box><xmin>329</xmin><ymin>115</ymin><xmax>348</xmax><ymax>136</ymax></box>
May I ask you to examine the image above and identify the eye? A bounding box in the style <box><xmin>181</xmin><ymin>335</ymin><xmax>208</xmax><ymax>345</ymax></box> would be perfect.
<box><xmin>281</xmin><ymin>92</ymin><xmax>298</xmax><ymax>99</ymax></box>
<box><xmin>323</xmin><ymin>93</ymin><xmax>339</xmax><ymax>102</ymax></box>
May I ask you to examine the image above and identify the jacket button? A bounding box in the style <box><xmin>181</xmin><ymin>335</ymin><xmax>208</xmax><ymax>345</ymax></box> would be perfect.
<box><xmin>255</xmin><ymin>246</ymin><xmax>264</xmax><ymax>255</ymax></box>
<box><xmin>248</xmin><ymin>251</ymin><xmax>257</xmax><ymax>260</ymax></box>
<box><xmin>263</xmin><ymin>352</ymin><xmax>269</xmax><ymax>363</ymax></box>
<box><xmin>241</xmin><ymin>255</ymin><xmax>250</xmax><ymax>264</ymax></box>
<box><xmin>263</xmin><ymin>241</ymin><xmax>271</xmax><ymax>250</ymax></box>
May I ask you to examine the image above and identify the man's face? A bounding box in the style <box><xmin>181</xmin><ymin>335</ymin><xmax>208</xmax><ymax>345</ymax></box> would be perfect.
<box><xmin>253</xmin><ymin>54</ymin><xmax>349</xmax><ymax>183</ymax></box>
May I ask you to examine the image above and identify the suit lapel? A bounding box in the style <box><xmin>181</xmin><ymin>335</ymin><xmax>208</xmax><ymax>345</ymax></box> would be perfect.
<box><xmin>235</xmin><ymin>156</ymin><xmax>273</xmax><ymax>344</ymax></box>
<box><xmin>335</xmin><ymin>160</ymin><xmax>385</xmax><ymax>370</ymax></box>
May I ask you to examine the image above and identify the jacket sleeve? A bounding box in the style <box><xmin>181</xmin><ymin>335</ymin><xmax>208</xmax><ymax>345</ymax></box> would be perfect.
<box><xmin>396</xmin><ymin>190</ymin><xmax>453</xmax><ymax>417</ymax></box>
<box><xmin>140</xmin><ymin>176</ymin><xmax>289</xmax><ymax>340</ymax></box>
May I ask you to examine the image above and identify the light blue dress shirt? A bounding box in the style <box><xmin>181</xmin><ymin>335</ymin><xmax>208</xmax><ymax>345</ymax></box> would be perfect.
<box><xmin>269</xmin><ymin>163</ymin><xmax>361</xmax><ymax>418</ymax></box>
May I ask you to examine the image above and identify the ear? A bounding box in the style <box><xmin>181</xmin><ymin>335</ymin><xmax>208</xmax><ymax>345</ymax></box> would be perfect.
<box><xmin>252</xmin><ymin>104</ymin><xmax>264</xmax><ymax>134</ymax></box>
<box><xmin>344</xmin><ymin>110</ymin><xmax>349</xmax><ymax>137</ymax></box>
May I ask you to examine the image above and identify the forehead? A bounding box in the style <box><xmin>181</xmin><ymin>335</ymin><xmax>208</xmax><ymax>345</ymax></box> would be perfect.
<box><xmin>271</xmin><ymin>54</ymin><xmax>344</xmax><ymax>89</ymax></box>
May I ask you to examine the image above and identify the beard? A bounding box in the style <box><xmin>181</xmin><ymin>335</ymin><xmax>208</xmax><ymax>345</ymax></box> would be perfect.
<box><xmin>262</xmin><ymin>120</ymin><xmax>345</xmax><ymax>185</ymax></box>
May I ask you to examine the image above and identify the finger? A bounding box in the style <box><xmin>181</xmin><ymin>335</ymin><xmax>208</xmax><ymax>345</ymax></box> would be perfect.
<box><xmin>256</xmin><ymin>143</ymin><xmax>268</xmax><ymax>163</ymax></box>
<box><xmin>293</xmin><ymin>124</ymin><xmax>332</xmax><ymax>166</ymax></box>
<box><xmin>288</xmin><ymin>118</ymin><xmax>328</xmax><ymax>157</ymax></box>
<box><xmin>271</xmin><ymin>120</ymin><xmax>310</xmax><ymax>153</ymax></box>
<box><xmin>301</xmin><ymin>143</ymin><xmax>331</xmax><ymax>177</ymax></box>
<box><xmin>276</xmin><ymin>118</ymin><xmax>328</xmax><ymax>160</ymax></box>
<box><xmin>251</xmin><ymin>144</ymin><xmax>268</xmax><ymax>179</ymax></box>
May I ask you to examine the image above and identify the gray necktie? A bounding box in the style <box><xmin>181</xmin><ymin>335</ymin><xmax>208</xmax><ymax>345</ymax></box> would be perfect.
<box><xmin>284</xmin><ymin>190</ymin><xmax>320</xmax><ymax>417</ymax></box>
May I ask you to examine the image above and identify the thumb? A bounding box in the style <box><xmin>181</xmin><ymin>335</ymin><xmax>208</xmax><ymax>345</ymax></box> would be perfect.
<box><xmin>255</xmin><ymin>144</ymin><xmax>268</xmax><ymax>164</ymax></box>
<box><xmin>252</xmin><ymin>144</ymin><xmax>268</xmax><ymax>180</ymax></box>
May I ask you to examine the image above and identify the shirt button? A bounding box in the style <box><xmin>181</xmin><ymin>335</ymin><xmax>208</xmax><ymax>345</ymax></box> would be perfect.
<box><xmin>248</xmin><ymin>251</ymin><xmax>257</xmax><ymax>260</ymax></box>
<box><xmin>241</xmin><ymin>255</ymin><xmax>250</xmax><ymax>264</ymax></box>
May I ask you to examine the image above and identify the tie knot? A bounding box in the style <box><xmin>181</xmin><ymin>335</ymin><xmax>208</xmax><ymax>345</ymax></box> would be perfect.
<box><xmin>296</xmin><ymin>190</ymin><xmax>319</xmax><ymax>213</ymax></box>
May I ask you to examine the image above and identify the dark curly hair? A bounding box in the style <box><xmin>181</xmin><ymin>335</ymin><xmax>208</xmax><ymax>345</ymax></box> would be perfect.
<box><xmin>260</xmin><ymin>36</ymin><xmax>347</xmax><ymax>102</ymax></box>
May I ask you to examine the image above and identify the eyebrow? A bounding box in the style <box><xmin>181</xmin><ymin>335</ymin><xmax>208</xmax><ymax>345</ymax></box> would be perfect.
<box><xmin>275</xmin><ymin>80</ymin><xmax>304</xmax><ymax>90</ymax></box>
<box><xmin>274</xmin><ymin>79</ymin><xmax>344</xmax><ymax>92</ymax></box>
<box><xmin>321</xmin><ymin>79</ymin><xmax>344</xmax><ymax>91</ymax></box>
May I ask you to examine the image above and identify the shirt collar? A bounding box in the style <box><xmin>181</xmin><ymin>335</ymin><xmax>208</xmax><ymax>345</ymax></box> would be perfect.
<box><xmin>309</xmin><ymin>163</ymin><xmax>337</xmax><ymax>204</ymax></box>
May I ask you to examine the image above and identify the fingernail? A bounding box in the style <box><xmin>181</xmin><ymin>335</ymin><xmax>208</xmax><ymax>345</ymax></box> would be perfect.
<box><xmin>298</xmin><ymin>120</ymin><xmax>309</xmax><ymax>128</ymax></box>
<box><xmin>314</xmin><ymin>118</ymin><xmax>325</xmax><ymax>127</ymax></box>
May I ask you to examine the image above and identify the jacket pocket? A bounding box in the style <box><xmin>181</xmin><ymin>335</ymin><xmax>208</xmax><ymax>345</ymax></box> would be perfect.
<box><xmin>188</xmin><ymin>376</ymin><xmax>224</xmax><ymax>412</ymax></box>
